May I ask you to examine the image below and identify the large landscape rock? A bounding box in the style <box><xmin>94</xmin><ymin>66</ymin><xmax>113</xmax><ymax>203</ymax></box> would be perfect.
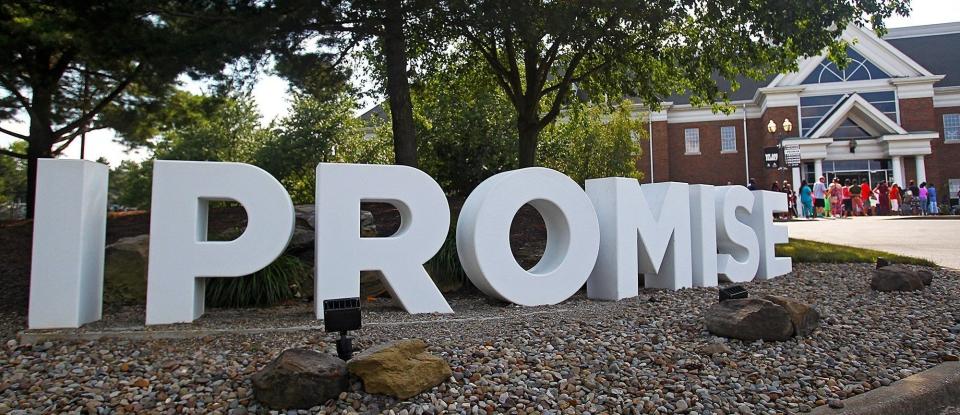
<box><xmin>347</xmin><ymin>339</ymin><xmax>451</xmax><ymax>399</ymax></box>
<box><xmin>103</xmin><ymin>235</ymin><xmax>150</xmax><ymax>305</ymax></box>
<box><xmin>251</xmin><ymin>348</ymin><xmax>347</xmax><ymax>409</ymax></box>
<box><xmin>917</xmin><ymin>269</ymin><xmax>935</xmax><ymax>286</ymax></box>
<box><xmin>871</xmin><ymin>265</ymin><xmax>926</xmax><ymax>292</ymax></box>
<box><xmin>764</xmin><ymin>295</ymin><xmax>820</xmax><ymax>337</ymax></box>
<box><xmin>294</xmin><ymin>205</ymin><xmax>377</xmax><ymax>237</ymax></box>
<box><xmin>705</xmin><ymin>298</ymin><xmax>794</xmax><ymax>342</ymax></box>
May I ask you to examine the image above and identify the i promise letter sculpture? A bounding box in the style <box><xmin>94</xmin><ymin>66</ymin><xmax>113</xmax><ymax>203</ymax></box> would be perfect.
<box><xmin>28</xmin><ymin>160</ymin><xmax>792</xmax><ymax>329</ymax></box>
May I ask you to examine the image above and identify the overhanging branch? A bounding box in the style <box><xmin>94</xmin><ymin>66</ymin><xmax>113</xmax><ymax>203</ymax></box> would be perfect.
<box><xmin>0</xmin><ymin>148</ymin><xmax>27</xmax><ymax>159</ymax></box>
<box><xmin>0</xmin><ymin>126</ymin><xmax>28</xmax><ymax>141</ymax></box>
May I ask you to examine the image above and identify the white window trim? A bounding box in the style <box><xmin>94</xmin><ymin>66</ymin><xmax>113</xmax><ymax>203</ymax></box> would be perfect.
<box><xmin>720</xmin><ymin>126</ymin><xmax>737</xmax><ymax>153</ymax></box>
<box><xmin>944</xmin><ymin>113</ymin><xmax>960</xmax><ymax>143</ymax></box>
<box><xmin>684</xmin><ymin>128</ymin><xmax>701</xmax><ymax>155</ymax></box>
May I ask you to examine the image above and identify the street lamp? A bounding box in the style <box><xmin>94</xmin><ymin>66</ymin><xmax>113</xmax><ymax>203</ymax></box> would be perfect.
<box><xmin>767</xmin><ymin>118</ymin><xmax>794</xmax><ymax>183</ymax></box>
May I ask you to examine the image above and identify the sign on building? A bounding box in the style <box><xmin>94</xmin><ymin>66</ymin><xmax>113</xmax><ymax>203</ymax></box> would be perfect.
<box><xmin>783</xmin><ymin>144</ymin><xmax>801</xmax><ymax>168</ymax></box>
<box><xmin>764</xmin><ymin>147</ymin><xmax>780</xmax><ymax>169</ymax></box>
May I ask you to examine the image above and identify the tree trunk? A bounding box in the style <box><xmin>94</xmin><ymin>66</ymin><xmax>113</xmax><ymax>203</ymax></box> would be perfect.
<box><xmin>517</xmin><ymin>112</ymin><xmax>540</xmax><ymax>168</ymax></box>
<box><xmin>382</xmin><ymin>0</ymin><xmax>418</xmax><ymax>168</ymax></box>
<box><xmin>25</xmin><ymin>121</ymin><xmax>54</xmax><ymax>219</ymax></box>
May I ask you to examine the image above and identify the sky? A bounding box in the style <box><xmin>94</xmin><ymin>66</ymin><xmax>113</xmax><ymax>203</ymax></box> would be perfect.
<box><xmin>2</xmin><ymin>0</ymin><xmax>959</xmax><ymax>166</ymax></box>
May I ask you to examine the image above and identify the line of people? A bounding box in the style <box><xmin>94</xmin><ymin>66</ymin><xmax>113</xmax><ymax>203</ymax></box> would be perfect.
<box><xmin>791</xmin><ymin>176</ymin><xmax>941</xmax><ymax>219</ymax></box>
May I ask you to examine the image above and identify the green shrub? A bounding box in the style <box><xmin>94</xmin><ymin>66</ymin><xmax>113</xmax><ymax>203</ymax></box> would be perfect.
<box><xmin>205</xmin><ymin>255</ymin><xmax>310</xmax><ymax>308</ymax></box>
<box><xmin>425</xmin><ymin>223</ymin><xmax>469</xmax><ymax>292</ymax></box>
<box><xmin>539</xmin><ymin>100</ymin><xmax>645</xmax><ymax>185</ymax></box>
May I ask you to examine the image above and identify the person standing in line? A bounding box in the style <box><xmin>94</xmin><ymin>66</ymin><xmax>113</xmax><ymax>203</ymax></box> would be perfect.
<box><xmin>800</xmin><ymin>179</ymin><xmax>814</xmax><ymax>219</ymax></box>
<box><xmin>903</xmin><ymin>188</ymin><xmax>915</xmax><ymax>215</ymax></box>
<box><xmin>875</xmin><ymin>180</ymin><xmax>890</xmax><ymax>216</ymax></box>
<box><xmin>860</xmin><ymin>180</ymin><xmax>872</xmax><ymax>216</ymax></box>
<box><xmin>783</xmin><ymin>180</ymin><xmax>796</xmax><ymax>219</ymax></box>
<box><xmin>909</xmin><ymin>180</ymin><xmax>921</xmax><ymax>215</ymax></box>
<box><xmin>889</xmin><ymin>183</ymin><xmax>902</xmax><ymax>214</ymax></box>
<box><xmin>788</xmin><ymin>186</ymin><xmax>799</xmax><ymax>219</ymax></box>
<box><xmin>850</xmin><ymin>178</ymin><xmax>863</xmax><ymax>216</ymax></box>
<box><xmin>813</xmin><ymin>176</ymin><xmax>828</xmax><ymax>218</ymax></box>
<box><xmin>928</xmin><ymin>183</ymin><xmax>939</xmax><ymax>215</ymax></box>
<box><xmin>747</xmin><ymin>178</ymin><xmax>757</xmax><ymax>191</ymax></box>
<box><xmin>919</xmin><ymin>182</ymin><xmax>928</xmax><ymax>215</ymax></box>
<box><xmin>829</xmin><ymin>178</ymin><xmax>843</xmax><ymax>218</ymax></box>
<box><xmin>842</xmin><ymin>179</ymin><xmax>853</xmax><ymax>218</ymax></box>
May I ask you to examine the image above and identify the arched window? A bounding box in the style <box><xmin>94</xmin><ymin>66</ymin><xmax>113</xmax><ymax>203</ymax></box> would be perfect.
<box><xmin>802</xmin><ymin>49</ymin><xmax>890</xmax><ymax>84</ymax></box>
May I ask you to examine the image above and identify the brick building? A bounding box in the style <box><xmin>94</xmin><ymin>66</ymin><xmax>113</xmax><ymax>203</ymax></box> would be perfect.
<box><xmin>635</xmin><ymin>22</ymin><xmax>960</xmax><ymax>209</ymax></box>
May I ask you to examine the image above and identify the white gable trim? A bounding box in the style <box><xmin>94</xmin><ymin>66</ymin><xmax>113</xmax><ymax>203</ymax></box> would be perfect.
<box><xmin>808</xmin><ymin>93</ymin><xmax>907</xmax><ymax>138</ymax></box>
<box><xmin>770</xmin><ymin>25</ymin><xmax>934</xmax><ymax>88</ymax></box>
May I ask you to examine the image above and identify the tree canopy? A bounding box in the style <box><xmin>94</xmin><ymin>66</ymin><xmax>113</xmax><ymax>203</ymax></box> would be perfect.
<box><xmin>0</xmin><ymin>0</ymin><xmax>283</xmax><ymax>216</ymax></box>
<box><xmin>441</xmin><ymin>0</ymin><xmax>908</xmax><ymax>167</ymax></box>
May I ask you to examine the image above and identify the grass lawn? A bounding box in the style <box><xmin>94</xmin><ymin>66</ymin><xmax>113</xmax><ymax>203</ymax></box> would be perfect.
<box><xmin>776</xmin><ymin>238</ymin><xmax>937</xmax><ymax>267</ymax></box>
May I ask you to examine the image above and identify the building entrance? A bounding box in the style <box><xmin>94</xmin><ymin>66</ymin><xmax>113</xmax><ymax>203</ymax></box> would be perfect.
<box><xmin>803</xmin><ymin>159</ymin><xmax>893</xmax><ymax>187</ymax></box>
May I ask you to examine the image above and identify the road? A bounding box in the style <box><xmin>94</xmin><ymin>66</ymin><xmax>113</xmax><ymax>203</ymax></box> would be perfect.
<box><xmin>784</xmin><ymin>216</ymin><xmax>960</xmax><ymax>269</ymax></box>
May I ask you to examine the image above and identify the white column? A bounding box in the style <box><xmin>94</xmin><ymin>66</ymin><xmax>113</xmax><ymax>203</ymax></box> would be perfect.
<box><xmin>814</xmin><ymin>159</ymin><xmax>823</xmax><ymax>181</ymax></box>
<box><xmin>915</xmin><ymin>155</ymin><xmax>927</xmax><ymax>184</ymax></box>
<box><xmin>891</xmin><ymin>156</ymin><xmax>904</xmax><ymax>187</ymax></box>
<box><xmin>792</xmin><ymin>167</ymin><xmax>801</xmax><ymax>192</ymax></box>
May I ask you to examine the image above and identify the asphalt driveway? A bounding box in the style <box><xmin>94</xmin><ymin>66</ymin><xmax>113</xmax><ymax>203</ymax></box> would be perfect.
<box><xmin>784</xmin><ymin>216</ymin><xmax>960</xmax><ymax>269</ymax></box>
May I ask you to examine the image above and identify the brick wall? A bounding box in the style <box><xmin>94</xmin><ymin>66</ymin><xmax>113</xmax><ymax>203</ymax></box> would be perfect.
<box><xmin>902</xmin><ymin>97</ymin><xmax>960</xmax><ymax>202</ymax></box>
<box><xmin>932</xmin><ymin>105</ymin><xmax>960</xmax><ymax>202</ymax></box>
<box><xmin>663</xmin><ymin>118</ymin><xmax>748</xmax><ymax>185</ymax></box>
<box><xmin>636</xmin><ymin>120</ymin><xmax>671</xmax><ymax>183</ymax></box>
<box><xmin>640</xmin><ymin>106</ymin><xmax>800</xmax><ymax>189</ymax></box>
<box><xmin>747</xmin><ymin>107</ymin><xmax>799</xmax><ymax>190</ymax></box>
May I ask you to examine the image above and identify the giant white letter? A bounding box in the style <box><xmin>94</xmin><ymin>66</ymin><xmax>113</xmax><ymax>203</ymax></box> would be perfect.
<box><xmin>457</xmin><ymin>168</ymin><xmax>600</xmax><ymax>306</ymax></box>
<box><xmin>748</xmin><ymin>190</ymin><xmax>792</xmax><ymax>280</ymax></box>
<box><xmin>714</xmin><ymin>186</ymin><xmax>759</xmax><ymax>282</ymax></box>
<box><xmin>145</xmin><ymin>161</ymin><xmax>294</xmax><ymax>325</ymax></box>
<box><xmin>29</xmin><ymin>159</ymin><xmax>108</xmax><ymax>329</ymax></box>
<box><xmin>585</xmin><ymin>179</ymin><xmax>692</xmax><ymax>300</ymax></box>
<box><xmin>315</xmin><ymin>163</ymin><xmax>451</xmax><ymax>316</ymax></box>
<box><xmin>689</xmin><ymin>184</ymin><xmax>718</xmax><ymax>287</ymax></box>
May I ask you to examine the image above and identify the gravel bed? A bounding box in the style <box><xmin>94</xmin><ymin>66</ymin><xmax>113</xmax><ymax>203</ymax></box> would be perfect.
<box><xmin>1</xmin><ymin>263</ymin><xmax>959</xmax><ymax>414</ymax></box>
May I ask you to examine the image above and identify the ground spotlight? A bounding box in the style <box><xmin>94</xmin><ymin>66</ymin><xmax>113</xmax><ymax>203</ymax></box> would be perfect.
<box><xmin>323</xmin><ymin>297</ymin><xmax>362</xmax><ymax>360</ymax></box>
<box><xmin>719</xmin><ymin>285</ymin><xmax>748</xmax><ymax>302</ymax></box>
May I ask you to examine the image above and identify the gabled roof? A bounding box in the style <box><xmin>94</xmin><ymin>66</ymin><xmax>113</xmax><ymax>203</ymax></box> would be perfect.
<box><xmin>807</xmin><ymin>93</ymin><xmax>907</xmax><ymax>139</ymax></box>
<box><xmin>771</xmin><ymin>25</ymin><xmax>934</xmax><ymax>88</ymax></box>
<box><xmin>661</xmin><ymin>74</ymin><xmax>777</xmax><ymax>105</ymax></box>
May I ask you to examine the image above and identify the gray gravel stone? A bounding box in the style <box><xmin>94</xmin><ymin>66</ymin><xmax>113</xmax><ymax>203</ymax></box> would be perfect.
<box><xmin>1</xmin><ymin>263</ymin><xmax>958</xmax><ymax>414</ymax></box>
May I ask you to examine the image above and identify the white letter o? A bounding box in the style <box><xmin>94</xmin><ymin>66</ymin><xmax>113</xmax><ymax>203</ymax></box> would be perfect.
<box><xmin>456</xmin><ymin>168</ymin><xmax>600</xmax><ymax>306</ymax></box>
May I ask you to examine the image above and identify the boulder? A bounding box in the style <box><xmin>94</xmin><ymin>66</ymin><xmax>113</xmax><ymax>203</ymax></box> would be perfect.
<box><xmin>360</xmin><ymin>270</ymin><xmax>387</xmax><ymax>298</ymax></box>
<box><xmin>293</xmin><ymin>204</ymin><xmax>317</xmax><ymax>229</ymax></box>
<box><xmin>916</xmin><ymin>269</ymin><xmax>935</xmax><ymax>286</ymax></box>
<box><xmin>763</xmin><ymin>295</ymin><xmax>820</xmax><ymax>337</ymax></box>
<box><xmin>251</xmin><ymin>348</ymin><xmax>347</xmax><ymax>409</ymax></box>
<box><xmin>871</xmin><ymin>265</ymin><xmax>925</xmax><ymax>292</ymax></box>
<box><xmin>347</xmin><ymin>339</ymin><xmax>451</xmax><ymax>399</ymax></box>
<box><xmin>293</xmin><ymin>204</ymin><xmax>377</xmax><ymax>237</ymax></box>
<box><xmin>103</xmin><ymin>235</ymin><xmax>150</xmax><ymax>305</ymax></box>
<box><xmin>704</xmin><ymin>298</ymin><xmax>794</xmax><ymax>342</ymax></box>
<box><xmin>286</xmin><ymin>227</ymin><xmax>315</xmax><ymax>254</ymax></box>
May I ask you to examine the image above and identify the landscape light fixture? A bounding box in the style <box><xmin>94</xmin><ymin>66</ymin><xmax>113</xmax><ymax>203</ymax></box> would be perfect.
<box><xmin>719</xmin><ymin>285</ymin><xmax>749</xmax><ymax>303</ymax></box>
<box><xmin>323</xmin><ymin>297</ymin><xmax>362</xmax><ymax>361</ymax></box>
<box><xmin>876</xmin><ymin>257</ymin><xmax>890</xmax><ymax>269</ymax></box>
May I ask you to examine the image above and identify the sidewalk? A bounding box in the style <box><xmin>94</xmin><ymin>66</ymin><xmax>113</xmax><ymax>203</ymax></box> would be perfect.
<box><xmin>784</xmin><ymin>216</ymin><xmax>960</xmax><ymax>269</ymax></box>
